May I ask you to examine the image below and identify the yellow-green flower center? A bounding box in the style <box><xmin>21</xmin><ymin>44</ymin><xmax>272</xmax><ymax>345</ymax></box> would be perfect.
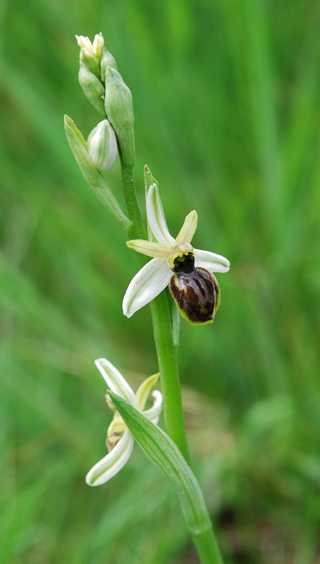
<box><xmin>167</xmin><ymin>243</ymin><xmax>194</xmax><ymax>270</ymax></box>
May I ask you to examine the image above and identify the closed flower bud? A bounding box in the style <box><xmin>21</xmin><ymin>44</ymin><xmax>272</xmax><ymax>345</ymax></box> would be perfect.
<box><xmin>100</xmin><ymin>47</ymin><xmax>117</xmax><ymax>82</ymax></box>
<box><xmin>79</xmin><ymin>47</ymin><xmax>100</xmax><ymax>77</ymax></box>
<box><xmin>87</xmin><ymin>120</ymin><xmax>118</xmax><ymax>171</ymax></box>
<box><xmin>104</xmin><ymin>67</ymin><xmax>135</xmax><ymax>166</ymax></box>
<box><xmin>76</xmin><ymin>33</ymin><xmax>104</xmax><ymax>77</ymax></box>
<box><xmin>91</xmin><ymin>33</ymin><xmax>104</xmax><ymax>60</ymax></box>
<box><xmin>78</xmin><ymin>63</ymin><xmax>105</xmax><ymax>115</ymax></box>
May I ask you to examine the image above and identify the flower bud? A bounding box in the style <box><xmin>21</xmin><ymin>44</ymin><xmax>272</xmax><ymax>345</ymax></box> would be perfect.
<box><xmin>92</xmin><ymin>33</ymin><xmax>104</xmax><ymax>60</ymax></box>
<box><xmin>76</xmin><ymin>33</ymin><xmax>104</xmax><ymax>77</ymax></box>
<box><xmin>87</xmin><ymin>120</ymin><xmax>118</xmax><ymax>171</ymax></box>
<box><xmin>100</xmin><ymin>48</ymin><xmax>117</xmax><ymax>82</ymax></box>
<box><xmin>104</xmin><ymin>67</ymin><xmax>135</xmax><ymax>166</ymax></box>
<box><xmin>78</xmin><ymin>63</ymin><xmax>105</xmax><ymax>115</ymax></box>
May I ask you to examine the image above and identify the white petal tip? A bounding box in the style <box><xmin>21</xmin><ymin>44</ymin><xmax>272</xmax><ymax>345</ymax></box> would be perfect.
<box><xmin>122</xmin><ymin>299</ymin><xmax>134</xmax><ymax>318</ymax></box>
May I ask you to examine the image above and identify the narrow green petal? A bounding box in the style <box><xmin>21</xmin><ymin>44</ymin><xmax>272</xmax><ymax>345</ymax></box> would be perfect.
<box><xmin>175</xmin><ymin>211</ymin><xmax>198</xmax><ymax>245</ymax></box>
<box><xmin>136</xmin><ymin>373</ymin><xmax>160</xmax><ymax>412</ymax></box>
<box><xmin>126</xmin><ymin>240</ymin><xmax>170</xmax><ymax>259</ymax></box>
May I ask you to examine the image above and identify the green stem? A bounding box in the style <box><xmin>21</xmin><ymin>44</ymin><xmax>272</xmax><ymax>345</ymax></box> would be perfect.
<box><xmin>150</xmin><ymin>291</ymin><xmax>191</xmax><ymax>465</ymax></box>
<box><xmin>121</xmin><ymin>162</ymin><xmax>146</xmax><ymax>239</ymax></box>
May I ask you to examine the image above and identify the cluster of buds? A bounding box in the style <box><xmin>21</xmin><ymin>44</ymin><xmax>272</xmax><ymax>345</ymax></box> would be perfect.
<box><xmin>76</xmin><ymin>33</ymin><xmax>135</xmax><ymax>169</ymax></box>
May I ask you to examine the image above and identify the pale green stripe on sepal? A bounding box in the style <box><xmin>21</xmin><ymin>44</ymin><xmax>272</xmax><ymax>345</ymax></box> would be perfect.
<box><xmin>146</xmin><ymin>184</ymin><xmax>175</xmax><ymax>246</ymax></box>
<box><xmin>108</xmin><ymin>391</ymin><xmax>212</xmax><ymax>535</ymax></box>
<box><xmin>85</xmin><ymin>428</ymin><xmax>134</xmax><ymax>486</ymax></box>
<box><xmin>194</xmin><ymin>249</ymin><xmax>230</xmax><ymax>273</ymax></box>
<box><xmin>95</xmin><ymin>358</ymin><xmax>138</xmax><ymax>408</ymax></box>
<box><xmin>64</xmin><ymin>115</ymin><xmax>131</xmax><ymax>233</ymax></box>
<box><xmin>144</xmin><ymin>165</ymin><xmax>159</xmax><ymax>242</ymax></box>
<box><xmin>122</xmin><ymin>257</ymin><xmax>171</xmax><ymax>318</ymax></box>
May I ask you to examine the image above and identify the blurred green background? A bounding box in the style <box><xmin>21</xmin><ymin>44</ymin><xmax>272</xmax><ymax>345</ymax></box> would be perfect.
<box><xmin>1</xmin><ymin>0</ymin><xmax>320</xmax><ymax>562</ymax></box>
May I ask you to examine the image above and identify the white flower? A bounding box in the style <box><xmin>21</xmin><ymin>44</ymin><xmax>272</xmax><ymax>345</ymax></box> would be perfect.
<box><xmin>85</xmin><ymin>358</ymin><xmax>162</xmax><ymax>486</ymax></box>
<box><xmin>122</xmin><ymin>183</ymin><xmax>230</xmax><ymax>321</ymax></box>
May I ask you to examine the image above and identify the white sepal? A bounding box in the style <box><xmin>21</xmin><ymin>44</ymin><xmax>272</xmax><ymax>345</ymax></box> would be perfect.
<box><xmin>95</xmin><ymin>358</ymin><xmax>138</xmax><ymax>408</ymax></box>
<box><xmin>123</xmin><ymin>258</ymin><xmax>171</xmax><ymax>318</ymax></box>
<box><xmin>85</xmin><ymin>429</ymin><xmax>134</xmax><ymax>486</ymax></box>
<box><xmin>146</xmin><ymin>184</ymin><xmax>175</xmax><ymax>246</ymax></box>
<box><xmin>194</xmin><ymin>248</ymin><xmax>230</xmax><ymax>273</ymax></box>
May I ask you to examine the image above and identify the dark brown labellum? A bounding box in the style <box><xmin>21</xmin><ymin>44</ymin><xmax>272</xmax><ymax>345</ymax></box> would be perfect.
<box><xmin>169</xmin><ymin>252</ymin><xmax>220</xmax><ymax>325</ymax></box>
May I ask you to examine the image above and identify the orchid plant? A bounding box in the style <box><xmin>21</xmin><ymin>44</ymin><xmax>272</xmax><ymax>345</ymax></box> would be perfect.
<box><xmin>65</xmin><ymin>32</ymin><xmax>229</xmax><ymax>564</ymax></box>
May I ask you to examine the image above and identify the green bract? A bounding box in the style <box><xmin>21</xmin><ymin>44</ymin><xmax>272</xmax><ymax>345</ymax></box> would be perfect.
<box><xmin>64</xmin><ymin>115</ymin><xmax>131</xmax><ymax>232</ymax></box>
<box><xmin>109</xmin><ymin>392</ymin><xmax>224</xmax><ymax>564</ymax></box>
<box><xmin>78</xmin><ymin>63</ymin><xmax>105</xmax><ymax>115</ymax></box>
<box><xmin>100</xmin><ymin>48</ymin><xmax>117</xmax><ymax>81</ymax></box>
<box><xmin>104</xmin><ymin>67</ymin><xmax>135</xmax><ymax>166</ymax></box>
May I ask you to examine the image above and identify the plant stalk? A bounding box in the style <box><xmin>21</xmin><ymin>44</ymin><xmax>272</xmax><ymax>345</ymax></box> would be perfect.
<box><xmin>120</xmin><ymin>161</ymin><xmax>190</xmax><ymax>462</ymax></box>
<box><xmin>120</xmin><ymin>159</ymin><xmax>224</xmax><ymax>563</ymax></box>
<box><xmin>121</xmin><ymin>162</ymin><xmax>146</xmax><ymax>239</ymax></box>
<box><xmin>150</xmin><ymin>291</ymin><xmax>191</xmax><ymax>465</ymax></box>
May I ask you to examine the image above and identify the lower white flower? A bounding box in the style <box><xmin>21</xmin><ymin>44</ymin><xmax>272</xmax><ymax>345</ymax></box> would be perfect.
<box><xmin>86</xmin><ymin>358</ymin><xmax>162</xmax><ymax>486</ymax></box>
